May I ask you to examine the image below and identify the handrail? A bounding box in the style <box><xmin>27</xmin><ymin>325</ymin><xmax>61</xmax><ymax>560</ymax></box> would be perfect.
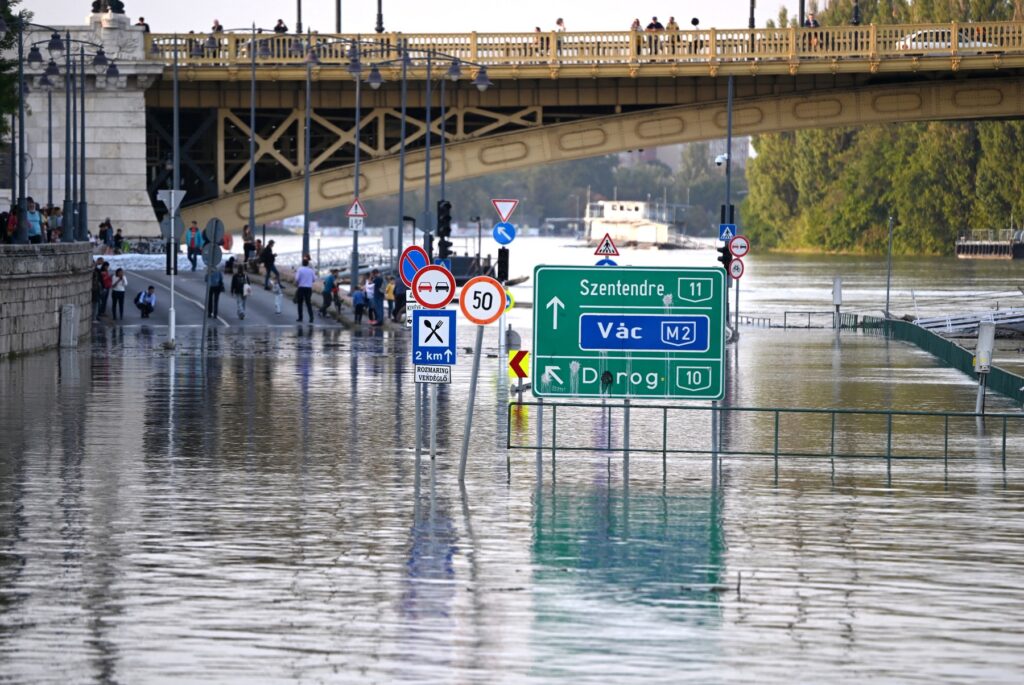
<box><xmin>145</xmin><ymin>21</ymin><xmax>1024</xmax><ymax>69</ymax></box>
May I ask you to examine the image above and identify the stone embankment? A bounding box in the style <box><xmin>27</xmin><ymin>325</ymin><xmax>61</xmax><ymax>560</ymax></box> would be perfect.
<box><xmin>0</xmin><ymin>244</ymin><xmax>93</xmax><ymax>357</ymax></box>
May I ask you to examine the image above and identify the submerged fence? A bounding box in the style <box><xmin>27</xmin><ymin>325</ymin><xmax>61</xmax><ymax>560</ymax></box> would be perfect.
<box><xmin>508</xmin><ymin>401</ymin><xmax>1023</xmax><ymax>473</ymax></box>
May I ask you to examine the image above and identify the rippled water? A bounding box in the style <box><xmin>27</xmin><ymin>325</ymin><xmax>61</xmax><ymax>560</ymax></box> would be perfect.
<box><xmin>2</xmin><ymin>248</ymin><xmax>1024</xmax><ymax>682</ymax></box>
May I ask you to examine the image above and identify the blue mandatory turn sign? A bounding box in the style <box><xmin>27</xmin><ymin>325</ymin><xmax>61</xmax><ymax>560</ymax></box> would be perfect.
<box><xmin>595</xmin><ymin>258</ymin><xmax>618</xmax><ymax>267</ymax></box>
<box><xmin>412</xmin><ymin>309</ymin><xmax>457</xmax><ymax>366</ymax></box>
<box><xmin>578</xmin><ymin>314</ymin><xmax>710</xmax><ymax>353</ymax></box>
<box><xmin>719</xmin><ymin>223</ymin><xmax>737</xmax><ymax>241</ymax></box>
<box><xmin>493</xmin><ymin>222</ymin><xmax>516</xmax><ymax>245</ymax></box>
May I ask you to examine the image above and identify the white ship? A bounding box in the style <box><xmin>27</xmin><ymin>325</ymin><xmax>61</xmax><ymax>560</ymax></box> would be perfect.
<box><xmin>585</xmin><ymin>200</ymin><xmax>694</xmax><ymax>248</ymax></box>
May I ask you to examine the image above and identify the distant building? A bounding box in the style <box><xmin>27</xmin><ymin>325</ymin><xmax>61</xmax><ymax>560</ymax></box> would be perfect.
<box><xmin>619</xmin><ymin>139</ymin><xmax>751</xmax><ymax>171</ymax></box>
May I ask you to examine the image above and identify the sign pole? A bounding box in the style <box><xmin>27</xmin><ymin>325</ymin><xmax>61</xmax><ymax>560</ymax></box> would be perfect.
<box><xmin>623</xmin><ymin>398</ymin><xmax>630</xmax><ymax>485</ymax></box>
<box><xmin>414</xmin><ymin>381</ymin><xmax>422</xmax><ymax>462</ymax></box>
<box><xmin>536</xmin><ymin>397</ymin><xmax>544</xmax><ymax>482</ymax></box>
<box><xmin>429</xmin><ymin>383</ymin><xmax>438</xmax><ymax>460</ymax></box>
<box><xmin>734</xmin><ymin>278</ymin><xmax>740</xmax><ymax>332</ymax></box>
<box><xmin>458</xmin><ymin>325</ymin><xmax>486</xmax><ymax>484</ymax></box>
<box><xmin>169</xmin><ymin>241</ymin><xmax>176</xmax><ymax>347</ymax></box>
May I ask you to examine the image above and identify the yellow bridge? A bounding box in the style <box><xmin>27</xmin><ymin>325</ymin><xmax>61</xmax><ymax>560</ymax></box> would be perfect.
<box><xmin>143</xmin><ymin>23</ymin><xmax>1024</xmax><ymax>226</ymax></box>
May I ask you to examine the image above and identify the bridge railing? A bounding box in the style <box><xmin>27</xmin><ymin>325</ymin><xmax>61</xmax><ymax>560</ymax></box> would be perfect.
<box><xmin>147</xmin><ymin>22</ymin><xmax>1024</xmax><ymax>69</ymax></box>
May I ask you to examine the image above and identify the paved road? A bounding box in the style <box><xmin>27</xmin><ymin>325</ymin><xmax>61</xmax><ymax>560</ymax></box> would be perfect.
<box><xmin>111</xmin><ymin>268</ymin><xmax>344</xmax><ymax>329</ymax></box>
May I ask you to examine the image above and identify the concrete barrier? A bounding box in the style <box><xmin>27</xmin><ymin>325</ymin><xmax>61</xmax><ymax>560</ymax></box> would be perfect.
<box><xmin>0</xmin><ymin>243</ymin><xmax>93</xmax><ymax>358</ymax></box>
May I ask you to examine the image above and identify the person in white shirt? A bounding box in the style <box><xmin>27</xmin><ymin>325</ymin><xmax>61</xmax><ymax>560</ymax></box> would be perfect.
<box><xmin>294</xmin><ymin>258</ymin><xmax>317</xmax><ymax>322</ymax></box>
<box><xmin>110</xmin><ymin>268</ymin><xmax>128</xmax><ymax>320</ymax></box>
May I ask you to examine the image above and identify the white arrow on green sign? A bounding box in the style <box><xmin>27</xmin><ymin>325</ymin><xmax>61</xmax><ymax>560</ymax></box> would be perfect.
<box><xmin>532</xmin><ymin>265</ymin><xmax>726</xmax><ymax>399</ymax></box>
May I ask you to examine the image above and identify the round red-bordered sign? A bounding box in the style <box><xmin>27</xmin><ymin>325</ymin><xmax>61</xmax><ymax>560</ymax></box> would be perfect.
<box><xmin>459</xmin><ymin>276</ymin><xmax>506</xmax><ymax>325</ymax></box>
<box><xmin>729</xmin><ymin>235</ymin><xmax>750</xmax><ymax>259</ymax></box>
<box><xmin>728</xmin><ymin>258</ymin><xmax>745</xmax><ymax>280</ymax></box>
<box><xmin>412</xmin><ymin>264</ymin><xmax>456</xmax><ymax>309</ymax></box>
<box><xmin>399</xmin><ymin>245</ymin><xmax>430</xmax><ymax>288</ymax></box>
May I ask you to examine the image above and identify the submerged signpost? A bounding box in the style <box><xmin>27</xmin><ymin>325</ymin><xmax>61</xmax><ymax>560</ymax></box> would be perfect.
<box><xmin>532</xmin><ymin>266</ymin><xmax>726</xmax><ymax>400</ymax></box>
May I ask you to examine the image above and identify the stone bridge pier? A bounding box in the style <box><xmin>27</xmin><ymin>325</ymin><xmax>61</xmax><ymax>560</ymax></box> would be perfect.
<box><xmin>13</xmin><ymin>9</ymin><xmax>163</xmax><ymax>237</ymax></box>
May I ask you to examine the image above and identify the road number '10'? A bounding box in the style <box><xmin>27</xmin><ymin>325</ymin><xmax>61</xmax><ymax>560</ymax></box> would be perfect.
<box><xmin>473</xmin><ymin>290</ymin><xmax>493</xmax><ymax>311</ymax></box>
<box><xmin>684</xmin><ymin>369</ymin><xmax>702</xmax><ymax>386</ymax></box>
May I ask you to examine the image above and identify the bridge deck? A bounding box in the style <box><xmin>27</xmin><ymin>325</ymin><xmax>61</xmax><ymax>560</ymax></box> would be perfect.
<box><xmin>147</xmin><ymin>21</ymin><xmax>1024</xmax><ymax>79</ymax></box>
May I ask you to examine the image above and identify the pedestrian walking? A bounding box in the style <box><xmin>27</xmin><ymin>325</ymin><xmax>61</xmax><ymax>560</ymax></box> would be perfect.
<box><xmin>295</xmin><ymin>257</ymin><xmax>316</xmax><ymax>322</ymax></box>
<box><xmin>319</xmin><ymin>268</ymin><xmax>340</xmax><ymax>317</ymax></box>
<box><xmin>385</xmin><ymin>276</ymin><xmax>396</xmax><ymax>320</ymax></box>
<box><xmin>135</xmin><ymin>286</ymin><xmax>157</xmax><ymax>318</ymax></box>
<box><xmin>185</xmin><ymin>221</ymin><xmax>204</xmax><ymax>271</ymax></box>
<box><xmin>95</xmin><ymin>262</ymin><xmax>112</xmax><ymax>320</ymax></box>
<box><xmin>230</xmin><ymin>265</ymin><xmax>251</xmax><ymax>319</ymax></box>
<box><xmin>205</xmin><ymin>268</ymin><xmax>224</xmax><ymax>318</ymax></box>
<box><xmin>261</xmin><ymin>240</ymin><xmax>279</xmax><ymax>289</ymax></box>
<box><xmin>110</xmin><ymin>267</ymin><xmax>128</xmax><ymax>321</ymax></box>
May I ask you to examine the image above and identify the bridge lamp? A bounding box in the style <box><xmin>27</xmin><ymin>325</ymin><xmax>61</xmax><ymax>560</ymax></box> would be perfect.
<box><xmin>257</xmin><ymin>39</ymin><xmax>272</xmax><ymax>60</ymax></box>
<box><xmin>289</xmin><ymin>39</ymin><xmax>304</xmax><ymax>56</ymax></box>
<box><xmin>105</xmin><ymin>61</ymin><xmax>119</xmax><ymax>79</ymax></box>
<box><xmin>44</xmin><ymin>59</ymin><xmax>60</xmax><ymax>78</ymax></box>
<box><xmin>367</xmin><ymin>64</ymin><xmax>383</xmax><ymax>90</ymax></box>
<box><xmin>47</xmin><ymin>31</ymin><xmax>65</xmax><ymax>59</ymax></box>
<box><xmin>446</xmin><ymin>58</ymin><xmax>461</xmax><ymax>81</ymax></box>
<box><xmin>204</xmin><ymin>35</ymin><xmax>218</xmax><ymax>51</ymax></box>
<box><xmin>27</xmin><ymin>45</ymin><xmax>42</xmax><ymax>66</ymax></box>
<box><xmin>190</xmin><ymin>41</ymin><xmax>203</xmax><ymax>58</ymax></box>
<box><xmin>305</xmin><ymin>48</ymin><xmax>320</xmax><ymax>66</ymax></box>
<box><xmin>472</xmin><ymin>66</ymin><xmax>491</xmax><ymax>92</ymax></box>
<box><xmin>92</xmin><ymin>48</ymin><xmax>108</xmax><ymax>73</ymax></box>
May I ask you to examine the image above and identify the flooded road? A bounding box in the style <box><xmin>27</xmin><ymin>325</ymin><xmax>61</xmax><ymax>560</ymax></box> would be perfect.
<box><xmin>2</xmin><ymin>245</ymin><xmax>1023</xmax><ymax>682</ymax></box>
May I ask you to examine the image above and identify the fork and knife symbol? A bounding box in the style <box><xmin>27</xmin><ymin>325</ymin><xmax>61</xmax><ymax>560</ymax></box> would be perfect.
<box><xmin>423</xmin><ymin>319</ymin><xmax>444</xmax><ymax>343</ymax></box>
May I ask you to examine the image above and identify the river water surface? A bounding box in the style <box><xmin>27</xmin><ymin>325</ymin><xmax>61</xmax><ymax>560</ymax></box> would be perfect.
<box><xmin>1</xmin><ymin>244</ymin><xmax>1023</xmax><ymax>682</ymax></box>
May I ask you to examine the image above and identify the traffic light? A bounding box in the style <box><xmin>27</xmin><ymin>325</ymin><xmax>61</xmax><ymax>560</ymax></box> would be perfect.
<box><xmin>424</xmin><ymin>232</ymin><xmax>434</xmax><ymax>261</ymax></box>
<box><xmin>437</xmin><ymin>199</ymin><xmax>453</xmax><ymax>260</ymax></box>
<box><xmin>717</xmin><ymin>244</ymin><xmax>732</xmax><ymax>270</ymax></box>
<box><xmin>497</xmin><ymin>246</ymin><xmax>509</xmax><ymax>282</ymax></box>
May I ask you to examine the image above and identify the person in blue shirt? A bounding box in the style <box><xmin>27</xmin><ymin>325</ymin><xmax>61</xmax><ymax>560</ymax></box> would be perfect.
<box><xmin>352</xmin><ymin>283</ymin><xmax>367</xmax><ymax>324</ymax></box>
<box><xmin>136</xmin><ymin>286</ymin><xmax>157</xmax><ymax>318</ymax></box>
<box><xmin>319</xmin><ymin>267</ymin><xmax>340</xmax><ymax>317</ymax></box>
<box><xmin>25</xmin><ymin>200</ymin><xmax>42</xmax><ymax>244</ymax></box>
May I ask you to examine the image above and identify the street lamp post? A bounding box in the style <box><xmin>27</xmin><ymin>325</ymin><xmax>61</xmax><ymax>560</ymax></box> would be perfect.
<box><xmin>885</xmin><ymin>214</ymin><xmax>895</xmax><ymax>317</ymax></box>
<box><xmin>78</xmin><ymin>45</ymin><xmax>86</xmax><ymax>241</ymax></box>
<box><xmin>348</xmin><ymin>42</ymin><xmax>362</xmax><ymax>294</ymax></box>
<box><xmin>302</xmin><ymin>31</ymin><xmax>313</xmax><ymax>258</ymax></box>
<box><xmin>395</xmin><ymin>47</ymin><xmax>408</xmax><ymax>267</ymax></box>
<box><xmin>375</xmin><ymin>0</ymin><xmax>384</xmax><ymax>34</ymax></box>
<box><xmin>62</xmin><ymin>32</ymin><xmax>72</xmax><ymax>242</ymax></box>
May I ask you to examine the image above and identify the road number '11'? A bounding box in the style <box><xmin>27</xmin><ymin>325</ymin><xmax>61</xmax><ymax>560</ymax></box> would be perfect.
<box><xmin>689</xmin><ymin>282</ymin><xmax>702</xmax><ymax>298</ymax></box>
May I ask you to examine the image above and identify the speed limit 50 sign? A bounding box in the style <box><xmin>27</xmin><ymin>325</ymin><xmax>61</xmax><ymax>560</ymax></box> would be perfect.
<box><xmin>459</xmin><ymin>276</ymin><xmax>505</xmax><ymax>325</ymax></box>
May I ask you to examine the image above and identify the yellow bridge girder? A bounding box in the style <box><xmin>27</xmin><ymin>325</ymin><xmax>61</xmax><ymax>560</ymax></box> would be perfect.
<box><xmin>180</xmin><ymin>76</ymin><xmax>1024</xmax><ymax>228</ymax></box>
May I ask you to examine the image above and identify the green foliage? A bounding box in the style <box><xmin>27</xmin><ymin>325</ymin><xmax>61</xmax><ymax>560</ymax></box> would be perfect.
<box><xmin>0</xmin><ymin>1</ymin><xmax>26</xmax><ymax>142</ymax></box>
<box><xmin>743</xmin><ymin>0</ymin><xmax>1024</xmax><ymax>255</ymax></box>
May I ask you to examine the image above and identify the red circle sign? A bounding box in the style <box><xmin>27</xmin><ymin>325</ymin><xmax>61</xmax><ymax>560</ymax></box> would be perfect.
<box><xmin>729</xmin><ymin>235</ymin><xmax>750</xmax><ymax>258</ymax></box>
<box><xmin>459</xmin><ymin>276</ymin><xmax>506</xmax><ymax>325</ymax></box>
<box><xmin>729</xmin><ymin>258</ymin><xmax>745</xmax><ymax>280</ymax></box>
<box><xmin>412</xmin><ymin>265</ymin><xmax>456</xmax><ymax>309</ymax></box>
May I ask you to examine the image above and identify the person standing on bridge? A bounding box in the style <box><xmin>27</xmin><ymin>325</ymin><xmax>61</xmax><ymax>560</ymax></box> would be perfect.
<box><xmin>295</xmin><ymin>258</ymin><xmax>316</xmax><ymax>323</ymax></box>
<box><xmin>274</xmin><ymin>19</ymin><xmax>288</xmax><ymax>34</ymax></box>
<box><xmin>25</xmin><ymin>200</ymin><xmax>42</xmax><ymax>244</ymax></box>
<box><xmin>135</xmin><ymin>17</ymin><xmax>150</xmax><ymax>33</ymax></box>
<box><xmin>242</xmin><ymin>224</ymin><xmax>255</xmax><ymax>265</ymax></box>
<box><xmin>185</xmin><ymin>221</ymin><xmax>204</xmax><ymax>271</ymax></box>
<box><xmin>261</xmin><ymin>240</ymin><xmax>279</xmax><ymax>289</ymax></box>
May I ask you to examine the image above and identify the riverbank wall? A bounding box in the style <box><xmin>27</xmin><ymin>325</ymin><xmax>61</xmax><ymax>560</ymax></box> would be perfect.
<box><xmin>0</xmin><ymin>244</ymin><xmax>93</xmax><ymax>358</ymax></box>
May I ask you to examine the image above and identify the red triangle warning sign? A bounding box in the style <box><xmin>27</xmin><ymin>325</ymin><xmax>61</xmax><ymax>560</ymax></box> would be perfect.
<box><xmin>491</xmin><ymin>198</ymin><xmax>519</xmax><ymax>223</ymax></box>
<box><xmin>346</xmin><ymin>199</ymin><xmax>368</xmax><ymax>218</ymax></box>
<box><xmin>594</xmin><ymin>233</ymin><xmax>620</xmax><ymax>257</ymax></box>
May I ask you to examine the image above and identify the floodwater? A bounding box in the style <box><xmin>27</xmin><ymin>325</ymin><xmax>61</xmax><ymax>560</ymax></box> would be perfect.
<box><xmin>2</xmin><ymin>243</ymin><xmax>1024</xmax><ymax>682</ymax></box>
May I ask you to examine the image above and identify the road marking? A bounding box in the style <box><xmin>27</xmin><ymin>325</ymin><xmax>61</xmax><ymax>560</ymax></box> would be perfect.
<box><xmin>127</xmin><ymin>271</ymin><xmax>231</xmax><ymax>328</ymax></box>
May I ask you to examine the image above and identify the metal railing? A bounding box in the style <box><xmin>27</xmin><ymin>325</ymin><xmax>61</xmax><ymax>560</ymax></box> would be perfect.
<box><xmin>782</xmin><ymin>310</ymin><xmax>837</xmax><ymax>329</ymax></box>
<box><xmin>508</xmin><ymin>400</ymin><xmax>1023</xmax><ymax>472</ymax></box>
<box><xmin>146</xmin><ymin>21</ymin><xmax>1024</xmax><ymax>70</ymax></box>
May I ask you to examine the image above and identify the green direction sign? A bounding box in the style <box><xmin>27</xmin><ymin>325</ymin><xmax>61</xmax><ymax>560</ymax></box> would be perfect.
<box><xmin>532</xmin><ymin>266</ymin><xmax>725</xmax><ymax>400</ymax></box>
